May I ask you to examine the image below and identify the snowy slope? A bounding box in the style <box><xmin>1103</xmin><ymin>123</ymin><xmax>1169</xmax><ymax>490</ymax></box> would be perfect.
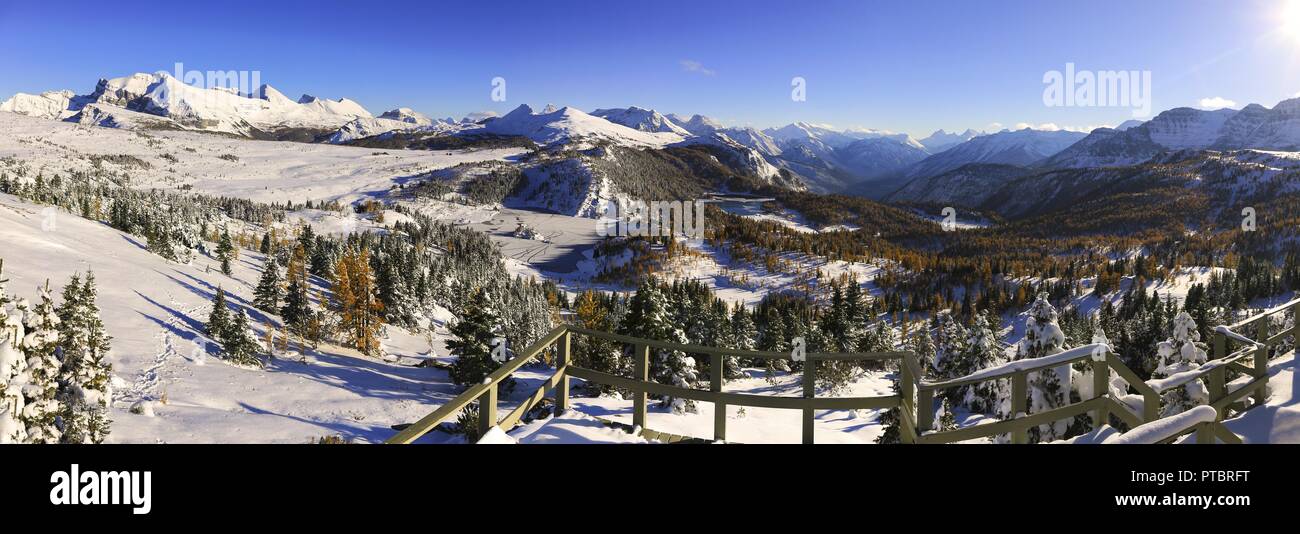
<box><xmin>0</xmin><ymin>90</ymin><xmax>78</xmax><ymax>119</ymax></box>
<box><xmin>0</xmin><ymin>193</ymin><xmax>455</xmax><ymax>443</ymax></box>
<box><xmin>0</xmin><ymin>111</ymin><xmax>525</xmax><ymax>206</ymax></box>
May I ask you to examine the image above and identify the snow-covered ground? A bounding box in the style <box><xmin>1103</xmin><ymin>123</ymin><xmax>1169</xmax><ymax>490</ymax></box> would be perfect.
<box><xmin>0</xmin><ymin>193</ymin><xmax>454</xmax><ymax>443</ymax></box>
<box><xmin>1223</xmin><ymin>352</ymin><xmax>1300</xmax><ymax>443</ymax></box>
<box><xmin>0</xmin><ymin>112</ymin><xmax>527</xmax><ymax>206</ymax></box>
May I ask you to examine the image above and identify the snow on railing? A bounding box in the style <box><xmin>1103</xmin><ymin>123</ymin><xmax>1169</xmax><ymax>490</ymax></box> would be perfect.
<box><xmin>1213</xmin><ymin>325</ymin><xmax>1261</xmax><ymax>347</ymax></box>
<box><xmin>1103</xmin><ymin>405</ymin><xmax>1218</xmax><ymax>444</ymax></box>
<box><xmin>922</xmin><ymin>343</ymin><xmax>1108</xmax><ymax>388</ymax></box>
<box><xmin>1144</xmin><ymin>355</ymin><xmax>1240</xmax><ymax>393</ymax></box>
<box><xmin>1227</xmin><ymin>296</ymin><xmax>1300</xmax><ymax>329</ymax></box>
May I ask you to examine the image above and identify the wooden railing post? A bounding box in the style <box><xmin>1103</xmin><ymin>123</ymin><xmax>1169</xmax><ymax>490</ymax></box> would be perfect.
<box><xmin>1208</xmin><ymin>365</ymin><xmax>1226</xmax><ymax>421</ymax></box>
<box><xmin>555</xmin><ymin>330</ymin><xmax>570</xmax><ymax>414</ymax></box>
<box><xmin>1092</xmin><ymin>352</ymin><xmax>1110</xmax><ymax>429</ymax></box>
<box><xmin>633</xmin><ymin>344</ymin><xmax>649</xmax><ymax>430</ymax></box>
<box><xmin>916</xmin><ymin>388</ymin><xmax>934</xmax><ymax>433</ymax></box>
<box><xmin>1255</xmin><ymin>319</ymin><xmax>1270</xmax><ymax>406</ymax></box>
<box><xmin>899</xmin><ymin>355</ymin><xmax>916</xmax><ymax>444</ymax></box>
<box><xmin>1293</xmin><ymin>302</ymin><xmax>1300</xmax><ymax>408</ymax></box>
<box><xmin>802</xmin><ymin>357</ymin><xmax>816</xmax><ymax>445</ymax></box>
<box><xmin>1195</xmin><ymin>422</ymin><xmax>1214</xmax><ymax>444</ymax></box>
<box><xmin>711</xmin><ymin>353</ymin><xmax>726</xmax><ymax>442</ymax></box>
<box><xmin>477</xmin><ymin>383</ymin><xmax>498</xmax><ymax>440</ymax></box>
<box><xmin>1011</xmin><ymin>372</ymin><xmax>1028</xmax><ymax>444</ymax></box>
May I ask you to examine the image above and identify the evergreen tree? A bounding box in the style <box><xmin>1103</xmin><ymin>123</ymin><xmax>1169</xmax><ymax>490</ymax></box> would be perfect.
<box><xmin>280</xmin><ymin>244</ymin><xmax>311</xmax><ymax>345</ymax></box>
<box><xmin>1153</xmin><ymin>311</ymin><xmax>1210</xmax><ymax>416</ymax></box>
<box><xmin>20</xmin><ymin>281</ymin><xmax>62</xmax><ymax>443</ymax></box>
<box><xmin>222</xmin><ymin>310</ymin><xmax>263</xmax><ymax>367</ymax></box>
<box><xmin>447</xmin><ymin>288</ymin><xmax>510</xmax><ymax>391</ymax></box>
<box><xmin>216</xmin><ymin>227</ymin><xmax>235</xmax><ymax>275</ymax></box>
<box><xmin>728</xmin><ymin>304</ymin><xmax>757</xmax><ymax>378</ymax></box>
<box><xmin>952</xmin><ymin>311</ymin><xmax>1004</xmax><ymax>413</ymax></box>
<box><xmin>1013</xmin><ymin>293</ymin><xmax>1070</xmax><ymax>442</ymax></box>
<box><xmin>206</xmin><ymin>286</ymin><xmax>233</xmax><ymax>340</ymax></box>
<box><xmin>932</xmin><ymin>311</ymin><xmax>968</xmax><ymax>380</ymax></box>
<box><xmin>56</xmin><ymin>272</ymin><xmax>113</xmax><ymax>444</ymax></box>
<box><xmin>937</xmin><ymin>397</ymin><xmax>958</xmax><ymax>432</ymax></box>
<box><xmin>0</xmin><ymin>263</ymin><xmax>30</xmax><ymax>443</ymax></box>
<box><xmin>874</xmin><ymin>368</ymin><xmax>904</xmax><ymax>444</ymax></box>
<box><xmin>252</xmin><ymin>262</ymin><xmax>284</xmax><ymax>313</ymax></box>
<box><xmin>619</xmin><ymin>279</ymin><xmax>696</xmax><ymax>414</ymax></box>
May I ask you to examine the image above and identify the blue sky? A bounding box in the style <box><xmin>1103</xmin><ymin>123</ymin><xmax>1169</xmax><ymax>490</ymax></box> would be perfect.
<box><xmin>2</xmin><ymin>0</ymin><xmax>1299</xmax><ymax>137</ymax></box>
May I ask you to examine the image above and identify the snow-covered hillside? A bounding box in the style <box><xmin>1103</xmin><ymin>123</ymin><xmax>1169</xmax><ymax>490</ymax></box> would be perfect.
<box><xmin>0</xmin><ymin>193</ymin><xmax>452</xmax><ymax>443</ymax></box>
<box><xmin>0</xmin><ymin>111</ymin><xmax>525</xmax><ymax>205</ymax></box>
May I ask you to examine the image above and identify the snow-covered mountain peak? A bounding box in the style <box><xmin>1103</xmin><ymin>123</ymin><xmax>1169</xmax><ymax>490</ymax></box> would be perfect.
<box><xmin>478</xmin><ymin>103</ymin><xmax>684</xmax><ymax>147</ymax></box>
<box><xmin>666</xmin><ymin>113</ymin><xmax>724</xmax><ymax>136</ymax></box>
<box><xmin>379</xmin><ymin>107</ymin><xmax>434</xmax><ymax>125</ymax></box>
<box><xmin>591</xmin><ymin>106</ymin><xmax>692</xmax><ymax>136</ymax></box>
<box><xmin>919</xmin><ymin>128</ymin><xmax>984</xmax><ymax>152</ymax></box>
<box><xmin>251</xmin><ymin>84</ymin><xmax>295</xmax><ymax>107</ymax></box>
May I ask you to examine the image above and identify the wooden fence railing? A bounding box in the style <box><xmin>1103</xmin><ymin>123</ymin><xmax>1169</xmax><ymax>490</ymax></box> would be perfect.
<box><xmin>388</xmin><ymin>299</ymin><xmax>1297</xmax><ymax>444</ymax></box>
<box><xmin>387</xmin><ymin>324</ymin><xmax>913</xmax><ymax>444</ymax></box>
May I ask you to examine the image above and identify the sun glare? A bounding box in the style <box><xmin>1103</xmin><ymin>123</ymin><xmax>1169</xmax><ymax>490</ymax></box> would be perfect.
<box><xmin>1282</xmin><ymin>0</ymin><xmax>1300</xmax><ymax>41</ymax></box>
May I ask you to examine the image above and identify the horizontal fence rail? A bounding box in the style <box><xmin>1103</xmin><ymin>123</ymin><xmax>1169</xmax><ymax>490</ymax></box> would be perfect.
<box><xmin>388</xmin><ymin>298</ymin><xmax>1298</xmax><ymax>444</ymax></box>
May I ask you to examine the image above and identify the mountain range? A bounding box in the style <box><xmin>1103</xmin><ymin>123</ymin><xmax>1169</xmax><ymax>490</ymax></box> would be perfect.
<box><xmin>11</xmin><ymin>72</ymin><xmax>1300</xmax><ymax>204</ymax></box>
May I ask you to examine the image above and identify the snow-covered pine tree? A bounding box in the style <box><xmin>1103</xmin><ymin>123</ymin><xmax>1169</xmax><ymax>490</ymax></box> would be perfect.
<box><xmin>910</xmin><ymin>324</ymin><xmax>937</xmax><ymax>377</ymax></box>
<box><xmin>216</xmin><ymin>227</ymin><xmax>236</xmax><ymax>275</ymax></box>
<box><xmin>20</xmin><ymin>280</ymin><xmax>62</xmax><ymax>443</ymax></box>
<box><xmin>252</xmin><ymin>262</ymin><xmax>284</xmax><ymax>313</ymax></box>
<box><xmin>222</xmin><ymin>309</ymin><xmax>263</xmax><ymax>368</ymax></box>
<box><xmin>619</xmin><ymin>279</ymin><xmax>696</xmax><ymax>414</ymax></box>
<box><xmin>1015</xmin><ymin>292</ymin><xmax>1070</xmax><ymax>442</ymax></box>
<box><xmin>729</xmin><ymin>303</ymin><xmax>757</xmax><ymax>378</ymax></box>
<box><xmin>1153</xmin><ymin>311</ymin><xmax>1210</xmax><ymax>416</ymax></box>
<box><xmin>816</xmin><ymin>284</ymin><xmax>859</xmax><ymax>393</ymax></box>
<box><xmin>937</xmin><ymin>397</ymin><xmax>958</xmax><ymax>432</ymax></box>
<box><xmin>207</xmin><ymin>286</ymin><xmax>233</xmax><ymax>341</ymax></box>
<box><xmin>0</xmin><ymin>262</ymin><xmax>30</xmax><ymax>443</ymax></box>
<box><xmin>954</xmin><ymin>311</ymin><xmax>1004</xmax><ymax>413</ymax></box>
<box><xmin>759</xmin><ymin>307</ymin><xmax>792</xmax><ymax>379</ymax></box>
<box><xmin>280</xmin><ymin>243</ymin><xmax>312</xmax><ymax>345</ymax></box>
<box><xmin>874</xmin><ymin>366</ymin><xmax>904</xmax><ymax>444</ymax></box>
<box><xmin>56</xmin><ymin>272</ymin><xmax>113</xmax><ymax>444</ymax></box>
<box><xmin>447</xmin><ymin>287</ymin><xmax>510</xmax><ymax>391</ymax></box>
<box><xmin>932</xmin><ymin>311</ymin><xmax>968</xmax><ymax>381</ymax></box>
